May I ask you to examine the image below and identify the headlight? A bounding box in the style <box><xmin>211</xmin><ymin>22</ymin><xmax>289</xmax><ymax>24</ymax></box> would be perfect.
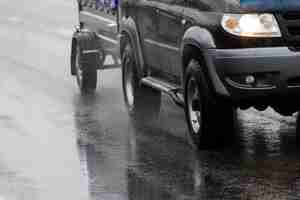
<box><xmin>221</xmin><ymin>14</ymin><xmax>281</xmax><ymax>37</ymax></box>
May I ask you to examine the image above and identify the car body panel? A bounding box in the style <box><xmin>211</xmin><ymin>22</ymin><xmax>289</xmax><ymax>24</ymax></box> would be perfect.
<box><xmin>135</xmin><ymin>0</ymin><xmax>162</xmax><ymax>71</ymax></box>
<box><xmin>119</xmin><ymin>0</ymin><xmax>300</xmax><ymax>112</ymax></box>
<box><xmin>119</xmin><ymin>16</ymin><xmax>146</xmax><ymax>76</ymax></box>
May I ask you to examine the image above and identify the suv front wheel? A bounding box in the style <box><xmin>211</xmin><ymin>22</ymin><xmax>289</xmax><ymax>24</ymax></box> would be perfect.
<box><xmin>184</xmin><ymin>59</ymin><xmax>236</xmax><ymax>149</ymax></box>
<box><xmin>121</xmin><ymin>39</ymin><xmax>161</xmax><ymax>123</ymax></box>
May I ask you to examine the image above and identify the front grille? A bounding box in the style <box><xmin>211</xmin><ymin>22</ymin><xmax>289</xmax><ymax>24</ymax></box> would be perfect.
<box><xmin>287</xmin><ymin>26</ymin><xmax>300</xmax><ymax>36</ymax></box>
<box><xmin>282</xmin><ymin>13</ymin><xmax>300</xmax><ymax>21</ymax></box>
<box><xmin>287</xmin><ymin>76</ymin><xmax>300</xmax><ymax>87</ymax></box>
<box><xmin>277</xmin><ymin>12</ymin><xmax>300</xmax><ymax>50</ymax></box>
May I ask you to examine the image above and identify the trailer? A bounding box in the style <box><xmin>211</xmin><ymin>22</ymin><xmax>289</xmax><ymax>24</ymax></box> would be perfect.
<box><xmin>71</xmin><ymin>0</ymin><xmax>120</xmax><ymax>93</ymax></box>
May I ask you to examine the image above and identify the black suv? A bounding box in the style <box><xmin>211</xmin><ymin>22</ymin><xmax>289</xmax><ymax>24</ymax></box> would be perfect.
<box><xmin>119</xmin><ymin>0</ymin><xmax>300</xmax><ymax>148</ymax></box>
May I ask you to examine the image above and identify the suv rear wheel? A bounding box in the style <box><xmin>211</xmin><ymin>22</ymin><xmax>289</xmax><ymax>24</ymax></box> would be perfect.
<box><xmin>184</xmin><ymin>59</ymin><xmax>236</xmax><ymax>149</ymax></box>
<box><xmin>121</xmin><ymin>39</ymin><xmax>161</xmax><ymax>123</ymax></box>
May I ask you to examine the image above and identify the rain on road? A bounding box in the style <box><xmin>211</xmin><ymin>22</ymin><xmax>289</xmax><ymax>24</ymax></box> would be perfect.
<box><xmin>0</xmin><ymin>1</ymin><xmax>300</xmax><ymax>200</ymax></box>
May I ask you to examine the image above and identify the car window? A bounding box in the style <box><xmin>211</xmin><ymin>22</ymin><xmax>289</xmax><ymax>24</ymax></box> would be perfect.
<box><xmin>148</xmin><ymin>0</ymin><xmax>185</xmax><ymax>6</ymax></box>
<box><xmin>185</xmin><ymin>0</ymin><xmax>210</xmax><ymax>11</ymax></box>
<box><xmin>78</xmin><ymin>0</ymin><xmax>115</xmax><ymax>10</ymax></box>
<box><xmin>185</xmin><ymin>0</ymin><xmax>239</xmax><ymax>11</ymax></box>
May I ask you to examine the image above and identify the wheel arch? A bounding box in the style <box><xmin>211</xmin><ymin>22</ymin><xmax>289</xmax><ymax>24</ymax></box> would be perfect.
<box><xmin>181</xmin><ymin>26</ymin><xmax>216</xmax><ymax>76</ymax></box>
<box><xmin>71</xmin><ymin>36</ymin><xmax>78</xmax><ymax>75</ymax></box>
<box><xmin>181</xmin><ymin>26</ymin><xmax>216</xmax><ymax>51</ymax></box>
<box><xmin>181</xmin><ymin>26</ymin><xmax>229</xmax><ymax>97</ymax></box>
<box><xmin>119</xmin><ymin>17</ymin><xmax>145</xmax><ymax>77</ymax></box>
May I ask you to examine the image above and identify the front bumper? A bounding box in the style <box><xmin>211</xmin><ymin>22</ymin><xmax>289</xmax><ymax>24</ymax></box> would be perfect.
<box><xmin>205</xmin><ymin>47</ymin><xmax>300</xmax><ymax>104</ymax></box>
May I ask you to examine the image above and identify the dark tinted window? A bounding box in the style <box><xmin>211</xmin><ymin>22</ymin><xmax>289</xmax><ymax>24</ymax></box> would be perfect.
<box><xmin>185</xmin><ymin>0</ymin><xmax>240</xmax><ymax>11</ymax></box>
<box><xmin>185</xmin><ymin>0</ymin><xmax>210</xmax><ymax>10</ymax></box>
<box><xmin>148</xmin><ymin>0</ymin><xmax>184</xmax><ymax>6</ymax></box>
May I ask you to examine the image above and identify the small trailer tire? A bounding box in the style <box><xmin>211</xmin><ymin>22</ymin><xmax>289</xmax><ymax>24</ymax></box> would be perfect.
<box><xmin>73</xmin><ymin>40</ymin><xmax>98</xmax><ymax>94</ymax></box>
<box><xmin>71</xmin><ymin>31</ymin><xmax>103</xmax><ymax>94</ymax></box>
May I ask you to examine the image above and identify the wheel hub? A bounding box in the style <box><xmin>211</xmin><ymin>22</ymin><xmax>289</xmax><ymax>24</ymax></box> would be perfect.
<box><xmin>124</xmin><ymin>57</ymin><xmax>135</xmax><ymax>107</ymax></box>
<box><xmin>187</xmin><ymin>78</ymin><xmax>202</xmax><ymax>133</ymax></box>
<box><xmin>75</xmin><ymin>46</ymin><xmax>83</xmax><ymax>86</ymax></box>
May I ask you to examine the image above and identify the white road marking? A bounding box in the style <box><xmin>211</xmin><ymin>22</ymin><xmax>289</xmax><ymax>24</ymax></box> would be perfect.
<box><xmin>108</xmin><ymin>23</ymin><xmax>117</xmax><ymax>27</ymax></box>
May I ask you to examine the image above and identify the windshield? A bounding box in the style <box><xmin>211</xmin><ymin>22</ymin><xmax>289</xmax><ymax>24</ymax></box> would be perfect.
<box><xmin>240</xmin><ymin>0</ymin><xmax>300</xmax><ymax>11</ymax></box>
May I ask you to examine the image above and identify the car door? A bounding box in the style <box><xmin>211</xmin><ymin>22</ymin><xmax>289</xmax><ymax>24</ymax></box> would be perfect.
<box><xmin>136</xmin><ymin>0</ymin><xmax>162</xmax><ymax>70</ymax></box>
<box><xmin>155</xmin><ymin>0</ymin><xmax>185</xmax><ymax>79</ymax></box>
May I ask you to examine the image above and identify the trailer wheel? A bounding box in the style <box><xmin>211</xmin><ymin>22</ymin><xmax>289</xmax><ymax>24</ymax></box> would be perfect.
<box><xmin>75</xmin><ymin>43</ymin><xmax>97</xmax><ymax>94</ymax></box>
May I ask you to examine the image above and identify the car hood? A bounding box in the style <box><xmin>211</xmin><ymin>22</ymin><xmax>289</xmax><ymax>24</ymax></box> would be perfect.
<box><xmin>239</xmin><ymin>0</ymin><xmax>300</xmax><ymax>12</ymax></box>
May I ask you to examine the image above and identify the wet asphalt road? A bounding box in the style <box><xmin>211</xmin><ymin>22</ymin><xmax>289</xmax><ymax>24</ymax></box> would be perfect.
<box><xmin>1</xmin><ymin>1</ymin><xmax>300</xmax><ymax>200</ymax></box>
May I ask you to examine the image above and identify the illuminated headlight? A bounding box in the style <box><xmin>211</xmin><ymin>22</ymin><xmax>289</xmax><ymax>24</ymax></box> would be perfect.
<box><xmin>221</xmin><ymin>14</ymin><xmax>281</xmax><ymax>37</ymax></box>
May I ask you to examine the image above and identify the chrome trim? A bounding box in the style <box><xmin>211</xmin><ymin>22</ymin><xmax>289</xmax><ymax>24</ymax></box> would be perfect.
<box><xmin>96</xmin><ymin>33</ymin><xmax>118</xmax><ymax>44</ymax></box>
<box><xmin>288</xmin><ymin>85</ymin><xmax>300</xmax><ymax>89</ymax></box>
<box><xmin>225</xmin><ymin>78</ymin><xmax>276</xmax><ymax>90</ymax></box>
<box><xmin>82</xmin><ymin>50</ymin><xmax>99</xmax><ymax>54</ymax></box>
<box><xmin>144</xmin><ymin>39</ymin><xmax>179</xmax><ymax>52</ymax></box>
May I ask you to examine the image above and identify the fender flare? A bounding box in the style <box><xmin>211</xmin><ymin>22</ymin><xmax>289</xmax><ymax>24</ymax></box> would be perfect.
<box><xmin>119</xmin><ymin>17</ymin><xmax>145</xmax><ymax>77</ymax></box>
<box><xmin>180</xmin><ymin>26</ymin><xmax>216</xmax><ymax>77</ymax></box>
<box><xmin>181</xmin><ymin>26</ymin><xmax>229</xmax><ymax>97</ymax></box>
<box><xmin>181</xmin><ymin>26</ymin><xmax>216</xmax><ymax>52</ymax></box>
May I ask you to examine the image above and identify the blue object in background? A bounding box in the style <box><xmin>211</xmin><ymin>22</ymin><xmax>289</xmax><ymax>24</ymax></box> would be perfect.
<box><xmin>241</xmin><ymin>0</ymin><xmax>300</xmax><ymax>11</ymax></box>
<box><xmin>96</xmin><ymin>0</ymin><xmax>118</xmax><ymax>11</ymax></box>
<box><xmin>110</xmin><ymin>0</ymin><xmax>118</xmax><ymax>10</ymax></box>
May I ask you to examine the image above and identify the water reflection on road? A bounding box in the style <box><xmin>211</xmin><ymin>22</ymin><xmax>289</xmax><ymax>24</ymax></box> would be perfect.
<box><xmin>74</xmin><ymin>92</ymin><xmax>300</xmax><ymax>200</ymax></box>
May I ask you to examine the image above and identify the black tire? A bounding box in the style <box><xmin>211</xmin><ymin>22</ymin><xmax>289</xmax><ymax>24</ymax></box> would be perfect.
<box><xmin>184</xmin><ymin>59</ymin><xmax>236</xmax><ymax>149</ymax></box>
<box><xmin>296</xmin><ymin>113</ymin><xmax>300</xmax><ymax>145</ymax></box>
<box><xmin>121</xmin><ymin>39</ymin><xmax>161</xmax><ymax>123</ymax></box>
<box><xmin>74</xmin><ymin>43</ymin><xmax>97</xmax><ymax>94</ymax></box>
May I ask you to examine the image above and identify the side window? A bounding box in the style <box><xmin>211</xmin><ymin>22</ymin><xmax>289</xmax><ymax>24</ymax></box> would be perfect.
<box><xmin>162</xmin><ymin>0</ymin><xmax>184</xmax><ymax>6</ymax></box>
<box><xmin>148</xmin><ymin>0</ymin><xmax>184</xmax><ymax>6</ymax></box>
<box><xmin>185</xmin><ymin>0</ymin><xmax>210</xmax><ymax>11</ymax></box>
<box><xmin>78</xmin><ymin>0</ymin><xmax>118</xmax><ymax>14</ymax></box>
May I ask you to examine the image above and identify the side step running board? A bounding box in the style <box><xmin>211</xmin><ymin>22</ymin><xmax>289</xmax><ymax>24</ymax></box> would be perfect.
<box><xmin>141</xmin><ymin>77</ymin><xmax>184</xmax><ymax>108</ymax></box>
